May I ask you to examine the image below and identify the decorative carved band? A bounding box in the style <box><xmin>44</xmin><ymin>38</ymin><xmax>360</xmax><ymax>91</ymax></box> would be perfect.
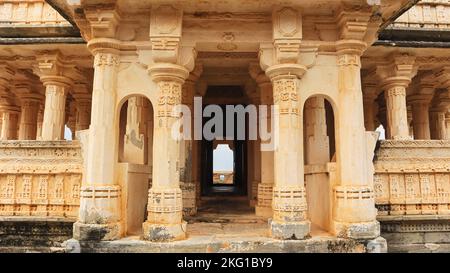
<box><xmin>334</xmin><ymin>186</ymin><xmax>374</xmax><ymax>200</ymax></box>
<box><xmin>94</xmin><ymin>53</ymin><xmax>120</xmax><ymax>67</ymax></box>
<box><xmin>273</xmin><ymin>78</ymin><xmax>299</xmax><ymax>116</ymax></box>
<box><xmin>337</xmin><ymin>54</ymin><xmax>361</xmax><ymax>67</ymax></box>
<box><xmin>80</xmin><ymin>185</ymin><xmax>120</xmax><ymax>199</ymax></box>
<box><xmin>0</xmin><ymin>141</ymin><xmax>82</xmax><ymax>218</ymax></box>
<box><xmin>257</xmin><ymin>183</ymin><xmax>273</xmax><ymax>207</ymax></box>
<box><xmin>157</xmin><ymin>81</ymin><xmax>182</xmax><ymax>118</ymax></box>
<box><xmin>386</xmin><ymin>86</ymin><xmax>407</xmax><ymax>97</ymax></box>
<box><xmin>380</xmin><ymin>220</ymin><xmax>450</xmax><ymax>233</ymax></box>
<box><xmin>374</xmin><ymin>140</ymin><xmax>450</xmax><ymax>216</ymax></box>
<box><xmin>147</xmin><ymin>188</ymin><xmax>183</xmax><ymax>213</ymax></box>
<box><xmin>272</xmin><ymin>186</ymin><xmax>307</xmax><ymax>213</ymax></box>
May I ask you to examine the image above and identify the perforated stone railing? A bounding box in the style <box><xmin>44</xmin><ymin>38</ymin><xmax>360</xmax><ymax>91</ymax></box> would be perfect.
<box><xmin>374</xmin><ymin>140</ymin><xmax>450</xmax><ymax>216</ymax></box>
<box><xmin>0</xmin><ymin>0</ymin><xmax>69</xmax><ymax>25</ymax></box>
<box><xmin>0</xmin><ymin>141</ymin><xmax>82</xmax><ymax>219</ymax></box>
<box><xmin>391</xmin><ymin>0</ymin><xmax>450</xmax><ymax>29</ymax></box>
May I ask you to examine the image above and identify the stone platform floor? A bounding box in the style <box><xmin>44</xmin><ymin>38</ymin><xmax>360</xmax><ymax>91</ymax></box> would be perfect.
<box><xmin>63</xmin><ymin>197</ymin><xmax>382</xmax><ymax>253</ymax></box>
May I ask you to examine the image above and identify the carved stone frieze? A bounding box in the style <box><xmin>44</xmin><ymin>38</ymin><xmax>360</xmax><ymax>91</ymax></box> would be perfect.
<box><xmin>0</xmin><ymin>141</ymin><xmax>82</xmax><ymax>219</ymax></box>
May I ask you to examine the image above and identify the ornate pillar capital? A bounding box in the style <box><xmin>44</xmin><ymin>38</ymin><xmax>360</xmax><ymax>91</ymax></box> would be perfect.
<box><xmin>87</xmin><ymin>38</ymin><xmax>122</xmax><ymax>56</ymax></box>
<box><xmin>434</xmin><ymin>66</ymin><xmax>450</xmax><ymax>90</ymax></box>
<box><xmin>35</xmin><ymin>51</ymin><xmax>77</xmax><ymax>89</ymax></box>
<box><xmin>336</xmin><ymin>40</ymin><xmax>367</xmax><ymax>60</ymax></box>
<box><xmin>376</xmin><ymin>54</ymin><xmax>418</xmax><ymax>90</ymax></box>
<box><xmin>408</xmin><ymin>94</ymin><xmax>434</xmax><ymax>106</ymax></box>
<box><xmin>185</xmin><ymin>62</ymin><xmax>203</xmax><ymax>85</ymax></box>
<box><xmin>265</xmin><ymin>64</ymin><xmax>307</xmax><ymax>82</ymax></box>
<box><xmin>0</xmin><ymin>63</ymin><xmax>15</xmax><ymax>90</ymax></box>
<box><xmin>148</xmin><ymin>63</ymin><xmax>190</xmax><ymax>84</ymax></box>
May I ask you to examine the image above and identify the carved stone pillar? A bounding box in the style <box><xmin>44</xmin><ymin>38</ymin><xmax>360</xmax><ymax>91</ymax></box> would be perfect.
<box><xmin>409</xmin><ymin>95</ymin><xmax>432</xmax><ymax>140</ymax></box>
<box><xmin>73</xmin><ymin>83</ymin><xmax>92</xmax><ymax>133</ymax></box>
<box><xmin>143</xmin><ymin>63</ymin><xmax>190</xmax><ymax>242</ymax></box>
<box><xmin>0</xmin><ymin>107</ymin><xmax>19</xmax><ymax>140</ymax></box>
<box><xmin>40</xmin><ymin>77</ymin><xmax>70</xmax><ymax>140</ymax></box>
<box><xmin>75</xmin><ymin>98</ymin><xmax>91</xmax><ymax>131</ymax></box>
<box><xmin>255</xmin><ymin>74</ymin><xmax>274</xmax><ymax>217</ymax></box>
<box><xmin>143</xmin><ymin>4</ymin><xmax>196</xmax><ymax>241</ymax></box>
<box><xmin>377</xmin><ymin>55</ymin><xmax>416</xmax><ymax>140</ymax></box>
<box><xmin>333</xmin><ymin>40</ymin><xmax>379</xmax><ymax>239</ymax></box>
<box><xmin>18</xmin><ymin>96</ymin><xmax>40</xmax><ymax>140</ymax></box>
<box><xmin>73</xmin><ymin>40</ymin><xmax>122</xmax><ymax>241</ymax></box>
<box><xmin>362</xmin><ymin>85</ymin><xmax>379</xmax><ymax>132</ymax></box>
<box><xmin>36</xmin><ymin>104</ymin><xmax>44</xmax><ymax>140</ymax></box>
<box><xmin>180</xmin><ymin>64</ymin><xmax>202</xmax><ymax>217</ymax></box>
<box><xmin>66</xmin><ymin>99</ymin><xmax>77</xmax><ymax>139</ymax></box>
<box><xmin>446</xmin><ymin>112</ymin><xmax>450</xmax><ymax>140</ymax></box>
<box><xmin>430</xmin><ymin>108</ymin><xmax>447</xmax><ymax>140</ymax></box>
<box><xmin>266</xmin><ymin>64</ymin><xmax>310</xmax><ymax>240</ymax></box>
<box><xmin>247</xmin><ymin>88</ymin><xmax>261</xmax><ymax>207</ymax></box>
<box><xmin>0</xmin><ymin>64</ymin><xmax>17</xmax><ymax>140</ymax></box>
<box><xmin>435</xmin><ymin>68</ymin><xmax>450</xmax><ymax>140</ymax></box>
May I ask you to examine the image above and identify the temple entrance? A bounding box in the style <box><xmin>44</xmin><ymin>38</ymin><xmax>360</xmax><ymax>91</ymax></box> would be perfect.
<box><xmin>200</xmin><ymin>104</ymin><xmax>248</xmax><ymax>196</ymax></box>
<box><xmin>195</xmin><ymin>85</ymin><xmax>255</xmax><ymax>220</ymax></box>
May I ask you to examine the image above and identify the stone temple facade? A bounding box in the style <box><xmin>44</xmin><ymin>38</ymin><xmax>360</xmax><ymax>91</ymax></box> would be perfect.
<box><xmin>0</xmin><ymin>0</ymin><xmax>449</xmax><ymax>253</ymax></box>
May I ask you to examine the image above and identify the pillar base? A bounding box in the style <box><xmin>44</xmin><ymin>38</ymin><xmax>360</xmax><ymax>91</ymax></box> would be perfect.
<box><xmin>333</xmin><ymin>220</ymin><xmax>380</xmax><ymax>240</ymax></box>
<box><xmin>142</xmin><ymin>221</ymin><xmax>187</xmax><ymax>242</ymax></box>
<box><xmin>73</xmin><ymin>221</ymin><xmax>121</xmax><ymax>241</ymax></box>
<box><xmin>183</xmin><ymin>207</ymin><xmax>197</xmax><ymax>217</ymax></box>
<box><xmin>366</xmin><ymin>237</ymin><xmax>388</xmax><ymax>253</ymax></box>
<box><xmin>255</xmin><ymin>205</ymin><xmax>272</xmax><ymax>218</ymax></box>
<box><xmin>269</xmin><ymin>219</ymin><xmax>310</xmax><ymax>240</ymax></box>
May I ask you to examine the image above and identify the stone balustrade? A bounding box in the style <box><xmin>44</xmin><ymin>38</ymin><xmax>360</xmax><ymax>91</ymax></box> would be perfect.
<box><xmin>392</xmin><ymin>0</ymin><xmax>450</xmax><ymax>29</ymax></box>
<box><xmin>374</xmin><ymin>140</ymin><xmax>450</xmax><ymax>216</ymax></box>
<box><xmin>0</xmin><ymin>141</ymin><xmax>82</xmax><ymax>219</ymax></box>
<box><xmin>0</xmin><ymin>0</ymin><xmax>69</xmax><ymax>25</ymax></box>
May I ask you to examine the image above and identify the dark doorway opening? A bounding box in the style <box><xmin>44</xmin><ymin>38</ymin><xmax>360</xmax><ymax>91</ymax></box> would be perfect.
<box><xmin>201</xmin><ymin>104</ymin><xmax>248</xmax><ymax>196</ymax></box>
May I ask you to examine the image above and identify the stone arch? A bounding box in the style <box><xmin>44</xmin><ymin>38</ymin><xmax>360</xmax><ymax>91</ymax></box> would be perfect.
<box><xmin>115</xmin><ymin>93</ymin><xmax>155</xmax><ymax>236</ymax></box>
<box><xmin>302</xmin><ymin>93</ymin><xmax>337</xmax><ymax>234</ymax></box>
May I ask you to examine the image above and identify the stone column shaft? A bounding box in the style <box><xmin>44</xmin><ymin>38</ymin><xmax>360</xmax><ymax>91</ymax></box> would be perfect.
<box><xmin>74</xmin><ymin>48</ymin><xmax>122</xmax><ymax>241</ymax></box>
<box><xmin>36</xmin><ymin>105</ymin><xmax>44</xmax><ymax>140</ymax></box>
<box><xmin>180</xmin><ymin>78</ymin><xmax>197</xmax><ymax>217</ymax></box>
<box><xmin>256</xmin><ymin>78</ymin><xmax>274</xmax><ymax>217</ymax></box>
<box><xmin>385</xmin><ymin>85</ymin><xmax>410</xmax><ymax>140</ymax></box>
<box><xmin>362</xmin><ymin>91</ymin><xmax>378</xmax><ymax>132</ymax></box>
<box><xmin>41</xmin><ymin>79</ymin><xmax>69</xmax><ymax>140</ymax></box>
<box><xmin>248</xmin><ymin>92</ymin><xmax>261</xmax><ymax>207</ymax></box>
<box><xmin>0</xmin><ymin>108</ymin><xmax>19</xmax><ymax>140</ymax></box>
<box><xmin>266</xmin><ymin>64</ymin><xmax>310</xmax><ymax>240</ymax></box>
<box><xmin>445</xmin><ymin>113</ymin><xmax>450</xmax><ymax>140</ymax></box>
<box><xmin>333</xmin><ymin>41</ymin><xmax>378</xmax><ymax>239</ymax></box>
<box><xmin>18</xmin><ymin>98</ymin><xmax>40</xmax><ymax>140</ymax></box>
<box><xmin>76</xmin><ymin>100</ymin><xmax>91</xmax><ymax>131</ymax></box>
<box><xmin>430</xmin><ymin>110</ymin><xmax>447</xmax><ymax>140</ymax></box>
<box><xmin>143</xmin><ymin>63</ymin><xmax>189</xmax><ymax>242</ymax></box>
<box><xmin>410</xmin><ymin>98</ymin><xmax>431</xmax><ymax>140</ymax></box>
